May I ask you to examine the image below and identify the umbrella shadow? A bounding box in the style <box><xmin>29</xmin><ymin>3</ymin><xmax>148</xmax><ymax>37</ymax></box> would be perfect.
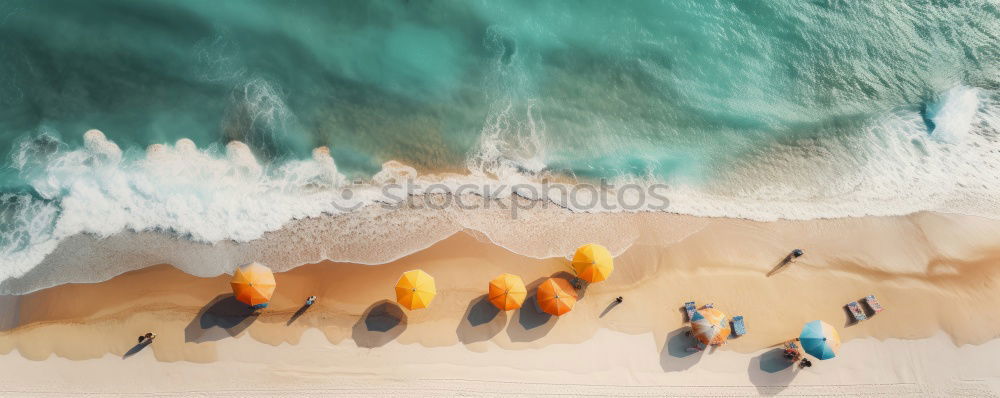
<box><xmin>659</xmin><ymin>327</ymin><xmax>703</xmax><ymax>372</ymax></box>
<box><xmin>286</xmin><ymin>304</ymin><xmax>311</xmax><ymax>326</ymax></box>
<box><xmin>748</xmin><ymin>348</ymin><xmax>797</xmax><ymax>395</ymax></box>
<box><xmin>352</xmin><ymin>300</ymin><xmax>407</xmax><ymax>348</ymax></box>
<box><xmin>456</xmin><ymin>295</ymin><xmax>507</xmax><ymax>345</ymax></box>
<box><xmin>184</xmin><ymin>294</ymin><xmax>258</xmax><ymax>343</ymax></box>
<box><xmin>122</xmin><ymin>340</ymin><xmax>152</xmax><ymax>359</ymax></box>
<box><xmin>505</xmin><ymin>272</ymin><xmax>582</xmax><ymax>342</ymax></box>
<box><xmin>506</xmin><ymin>276</ymin><xmax>559</xmax><ymax>342</ymax></box>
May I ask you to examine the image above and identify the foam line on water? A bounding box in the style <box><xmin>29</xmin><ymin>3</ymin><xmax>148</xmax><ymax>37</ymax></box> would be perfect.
<box><xmin>926</xmin><ymin>85</ymin><xmax>980</xmax><ymax>142</ymax></box>
<box><xmin>1</xmin><ymin>86</ymin><xmax>998</xmax><ymax>292</ymax></box>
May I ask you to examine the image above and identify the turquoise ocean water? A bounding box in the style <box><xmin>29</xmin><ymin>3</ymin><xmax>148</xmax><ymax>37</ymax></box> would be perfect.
<box><xmin>1</xmin><ymin>0</ymin><xmax>998</xmax><ymax>290</ymax></box>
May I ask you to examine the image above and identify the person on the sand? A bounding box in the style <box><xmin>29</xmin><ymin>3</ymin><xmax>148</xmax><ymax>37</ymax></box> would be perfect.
<box><xmin>790</xmin><ymin>249</ymin><xmax>804</xmax><ymax>262</ymax></box>
<box><xmin>139</xmin><ymin>332</ymin><xmax>155</xmax><ymax>344</ymax></box>
<box><xmin>306</xmin><ymin>296</ymin><xmax>317</xmax><ymax>306</ymax></box>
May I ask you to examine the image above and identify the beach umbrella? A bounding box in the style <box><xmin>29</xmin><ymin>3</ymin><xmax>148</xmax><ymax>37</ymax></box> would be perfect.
<box><xmin>230</xmin><ymin>262</ymin><xmax>276</xmax><ymax>306</ymax></box>
<box><xmin>488</xmin><ymin>273</ymin><xmax>527</xmax><ymax>311</ymax></box>
<box><xmin>536</xmin><ymin>278</ymin><xmax>577</xmax><ymax>316</ymax></box>
<box><xmin>799</xmin><ymin>320</ymin><xmax>841</xmax><ymax>360</ymax></box>
<box><xmin>690</xmin><ymin>307</ymin><xmax>731</xmax><ymax>346</ymax></box>
<box><xmin>571</xmin><ymin>244</ymin><xmax>614</xmax><ymax>283</ymax></box>
<box><xmin>395</xmin><ymin>269</ymin><xmax>436</xmax><ymax>310</ymax></box>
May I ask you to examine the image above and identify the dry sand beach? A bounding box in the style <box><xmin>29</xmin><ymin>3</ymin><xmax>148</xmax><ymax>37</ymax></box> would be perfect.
<box><xmin>2</xmin><ymin>210</ymin><xmax>1000</xmax><ymax>396</ymax></box>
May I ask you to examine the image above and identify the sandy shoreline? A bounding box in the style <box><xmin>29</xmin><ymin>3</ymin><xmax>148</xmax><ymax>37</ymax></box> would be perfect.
<box><xmin>2</xmin><ymin>211</ymin><xmax>1000</xmax><ymax>395</ymax></box>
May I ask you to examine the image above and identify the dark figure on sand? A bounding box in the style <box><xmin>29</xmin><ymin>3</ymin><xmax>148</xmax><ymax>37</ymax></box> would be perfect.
<box><xmin>790</xmin><ymin>249</ymin><xmax>804</xmax><ymax>262</ymax></box>
<box><xmin>137</xmin><ymin>332</ymin><xmax>156</xmax><ymax>344</ymax></box>
<box><xmin>768</xmin><ymin>249</ymin><xmax>805</xmax><ymax>277</ymax></box>
<box><xmin>306</xmin><ymin>296</ymin><xmax>317</xmax><ymax>306</ymax></box>
<box><xmin>615</xmin><ymin>296</ymin><xmax>623</xmax><ymax>304</ymax></box>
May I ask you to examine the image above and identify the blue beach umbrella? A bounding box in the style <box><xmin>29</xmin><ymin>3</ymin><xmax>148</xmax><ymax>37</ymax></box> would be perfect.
<box><xmin>798</xmin><ymin>320</ymin><xmax>841</xmax><ymax>360</ymax></box>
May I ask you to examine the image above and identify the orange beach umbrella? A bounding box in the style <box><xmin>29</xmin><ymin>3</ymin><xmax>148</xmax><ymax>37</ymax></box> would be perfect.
<box><xmin>572</xmin><ymin>244</ymin><xmax>614</xmax><ymax>283</ymax></box>
<box><xmin>230</xmin><ymin>262</ymin><xmax>276</xmax><ymax>306</ymax></box>
<box><xmin>488</xmin><ymin>273</ymin><xmax>527</xmax><ymax>311</ymax></box>
<box><xmin>690</xmin><ymin>307</ymin><xmax>731</xmax><ymax>346</ymax></box>
<box><xmin>395</xmin><ymin>269</ymin><xmax>436</xmax><ymax>310</ymax></box>
<box><xmin>536</xmin><ymin>278</ymin><xmax>577</xmax><ymax>316</ymax></box>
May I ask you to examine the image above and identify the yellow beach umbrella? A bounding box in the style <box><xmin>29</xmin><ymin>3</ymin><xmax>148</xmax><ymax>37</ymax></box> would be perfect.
<box><xmin>395</xmin><ymin>269</ymin><xmax>436</xmax><ymax>310</ymax></box>
<box><xmin>572</xmin><ymin>243</ymin><xmax>614</xmax><ymax>283</ymax></box>
<box><xmin>488</xmin><ymin>273</ymin><xmax>527</xmax><ymax>311</ymax></box>
<box><xmin>230</xmin><ymin>262</ymin><xmax>276</xmax><ymax>306</ymax></box>
<box><xmin>537</xmin><ymin>278</ymin><xmax>577</xmax><ymax>316</ymax></box>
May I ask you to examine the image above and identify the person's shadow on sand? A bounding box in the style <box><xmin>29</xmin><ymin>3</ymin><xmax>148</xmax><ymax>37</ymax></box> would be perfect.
<box><xmin>184</xmin><ymin>294</ymin><xmax>258</xmax><ymax>343</ymax></box>
<box><xmin>122</xmin><ymin>340</ymin><xmax>152</xmax><ymax>359</ymax></box>
<box><xmin>748</xmin><ymin>348</ymin><xmax>797</xmax><ymax>395</ymax></box>
<box><xmin>352</xmin><ymin>300</ymin><xmax>407</xmax><ymax>348</ymax></box>
<box><xmin>599</xmin><ymin>300</ymin><xmax>621</xmax><ymax>318</ymax></box>
<box><xmin>456</xmin><ymin>295</ymin><xmax>507</xmax><ymax>346</ymax></box>
<box><xmin>766</xmin><ymin>255</ymin><xmax>794</xmax><ymax>277</ymax></box>
<box><xmin>287</xmin><ymin>304</ymin><xmax>310</xmax><ymax>326</ymax></box>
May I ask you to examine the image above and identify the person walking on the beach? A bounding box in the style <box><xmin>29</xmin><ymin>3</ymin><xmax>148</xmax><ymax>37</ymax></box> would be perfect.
<box><xmin>790</xmin><ymin>249</ymin><xmax>804</xmax><ymax>262</ymax></box>
<box><xmin>615</xmin><ymin>296</ymin><xmax>623</xmax><ymax>304</ymax></box>
<box><xmin>138</xmin><ymin>332</ymin><xmax>156</xmax><ymax>344</ymax></box>
<box><xmin>305</xmin><ymin>296</ymin><xmax>317</xmax><ymax>306</ymax></box>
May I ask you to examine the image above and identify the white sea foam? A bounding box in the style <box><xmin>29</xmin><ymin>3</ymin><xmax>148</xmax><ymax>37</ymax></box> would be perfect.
<box><xmin>1</xmin><ymin>132</ymin><xmax>368</xmax><ymax>286</ymax></box>
<box><xmin>927</xmin><ymin>85</ymin><xmax>980</xmax><ymax>142</ymax></box>
<box><xmin>1</xmin><ymin>85</ymin><xmax>998</xmax><ymax>293</ymax></box>
<box><xmin>656</xmin><ymin>86</ymin><xmax>999</xmax><ymax>220</ymax></box>
<box><xmin>467</xmin><ymin>26</ymin><xmax>547</xmax><ymax>179</ymax></box>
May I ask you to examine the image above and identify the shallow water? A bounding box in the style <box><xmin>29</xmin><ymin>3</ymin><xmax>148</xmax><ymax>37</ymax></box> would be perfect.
<box><xmin>0</xmin><ymin>0</ymin><xmax>998</xmax><ymax>289</ymax></box>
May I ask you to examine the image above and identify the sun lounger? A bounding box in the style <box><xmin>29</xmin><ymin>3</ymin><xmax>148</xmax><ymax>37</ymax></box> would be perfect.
<box><xmin>731</xmin><ymin>315</ymin><xmax>747</xmax><ymax>336</ymax></box>
<box><xmin>864</xmin><ymin>294</ymin><xmax>884</xmax><ymax>313</ymax></box>
<box><xmin>684</xmin><ymin>301</ymin><xmax>696</xmax><ymax>321</ymax></box>
<box><xmin>847</xmin><ymin>301</ymin><xmax>867</xmax><ymax>321</ymax></box>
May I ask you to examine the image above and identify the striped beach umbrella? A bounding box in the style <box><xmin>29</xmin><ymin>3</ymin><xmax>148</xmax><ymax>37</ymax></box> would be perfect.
<box><xmin>690</xmin><ymin>307</ymin><xmax>731</xmax><ymax>346</ymax></box>
<box><xmin>571</xmin><ymin>244</ymin><xmax>614</xmax><ymax>283</ymax></box>
<box><xmin>799</xmin><ymin>320</ymin><xmax>841</xmax><ymax>360</ymax></box>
